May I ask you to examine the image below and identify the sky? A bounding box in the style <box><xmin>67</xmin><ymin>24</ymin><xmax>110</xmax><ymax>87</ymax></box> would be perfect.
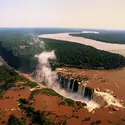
<box><xmin>0</xmin><ymin>0</ymin><xmax>125</xmax><ymax>30</ymax></box>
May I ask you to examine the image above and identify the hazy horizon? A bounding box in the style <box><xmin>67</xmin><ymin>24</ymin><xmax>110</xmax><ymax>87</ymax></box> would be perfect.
<box><xmin>0</xmin><ymin>0</ymin><xmax>125</xmax><ymax>30</ymax></box>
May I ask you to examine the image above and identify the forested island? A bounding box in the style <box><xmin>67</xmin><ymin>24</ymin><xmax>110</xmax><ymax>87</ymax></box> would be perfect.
<box><xmin>70</xmin><ymin>30</ymin><xmax>125</xmax><ymax>44</ymax></box>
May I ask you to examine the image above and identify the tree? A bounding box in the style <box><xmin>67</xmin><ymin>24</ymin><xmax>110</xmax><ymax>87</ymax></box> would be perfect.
<box><xmin>8</xmin><ymin>115</ymin><xmax>24</xmax><ymax>125</ymax></box>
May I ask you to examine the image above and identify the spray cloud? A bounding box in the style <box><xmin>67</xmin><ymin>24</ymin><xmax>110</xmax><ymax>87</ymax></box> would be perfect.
<box><xmin>35</xmin><ymin>51</ymin><xmax>58</xmax><ymax>87</ymax></box>
<box><xmin>29</xmin><ymin>33</ymin><xmax>45</xmax><ymax>49</ymax></box>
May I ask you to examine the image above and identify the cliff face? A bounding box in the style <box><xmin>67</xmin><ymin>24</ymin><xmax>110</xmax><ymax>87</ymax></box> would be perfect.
<box><xmin>0</xmin><ymin>43</ymin><xmax>37</xmax><ymax>73</ymax></box>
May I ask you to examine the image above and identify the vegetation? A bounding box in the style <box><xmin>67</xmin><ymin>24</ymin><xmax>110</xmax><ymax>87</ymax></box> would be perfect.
<box><xmin>90</xmin><ymin>120</ymin><xmax>101</xmax><ymax>125</ymax></box>
<box><xmin>59</xmin><ymin>101</ymin><xmax>66</xmax><ymax>105</ymax></box>
<box><xmin>0</xmin><ymin>65</ymin><xmax>38</xmax><ymax>97</ymax></box>
<box><xmin>83</xmin><ymin>117</ymin><xmax>91</xmax><ymax>121</ymax></box>
<box><xmin>64</xmin><ymin>98</ymin><xmax>74</xmax><ymax>106</ymax></box>
<box><xmin>76</xmin><ymin>101</ymin><xmax>81</xmax><ymax>107</ymax></box>
<box><xmin>0</xmin><ymin>28</ymin><xmax>79</xmax><ymax>73</ymax></box>
<box><xmin>95</xmin><ymin>120</ymin><xmax>101</xmax><ymax>124</ymax></box>
<box><xmin>18</xmin><ymin>98</ymin><xmax>30</xmax><ymax>105</ymax></box>
<box><xmin>0</xmin><ymin>29</ymin><xmax>125</xmax><ymax>73</ymax></box>
<box><xmin>30</xmin><ymin>88</ymin><xmax>62</xmax><ymax>99</ymax></box>
<box><xmin>0</xmin><ymin>65</ymin><xmax>24</xmax><ymax>84</ymax></box>
<box><xmin>0</xmin><ymin>65</ymin><xmax>37</xmax><ymax>87</ymax></box>
<box><xmin>76</xmin><ymin>116</ymin><xmax>79</xmax><ymax>119</ymax></box>
<box><xmin>18</xmin><ymin>98</ymin><xmax>54</xmax><ymax>125</ymax></box>
<box><xmin>0</xmin><ymin>29</ymin><xmax>43</xmax><ymax>73</ymax></box>
<box><xmin>26</xmin><ymin>106</ymin><xmax>35</xmax><ymax>116</ymax></box>
<box><xmin>8</xmin><ymin>115</ymin><xmax>24</xmax><ymax>125</ymax></box>
<box><xmin>70</xmin><ymin>31</ymin><xmax>125</xmax><ymax>44</ymax></box>
<box><xmin>108</xmin><ymin>120</ymin><xmax>112</xmax><ymax>124</ymax></box>
<box><xmin>31</xmin><ymin>110</ymin><xmax>53</xmax><ymax>125</ymax></box>
<box><xmin>41</xmin><ymin>88</ymin><xmax>62</xmax><ymax>97</ymax></box>
<box><xmin>0</xmin><ymin>65</ymin><xmax>26</xmax><ymax>96</ymax></box>
<box><xmin>29</xmin><ymin>89</ymin><xmax>41</xmax><ymax>99</ymax></box>
<box><xmin>42</xmin><ymin>38</ymin><xmax>125</xmax><ymax>69</ymax></box>
<box><xmin>24</xmin><ymin>81</ymin><xmax>37</xmax><ymax>88</ymax></box>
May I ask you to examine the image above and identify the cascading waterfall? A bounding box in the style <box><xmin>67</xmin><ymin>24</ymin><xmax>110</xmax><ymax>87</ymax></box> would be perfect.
<box><xmin>64</xmin><ymin>78</ymin><xmax>68</xmax><ymax>89</ymax></box>
<box><xmin>67</xmin><ymin>80</ymin><xmax>71</xmax><ymax>91</ymax></box>
<box><xmin>82</xmin><ymin>86</ymin><xmax>85</xmax><ymax>97</ymax></box>
<box><xmin>58</xmin><ymin>75</ymin><xmax>94</xmax><ymax>100</ymax></box>
<box><xmin>71</xmin><ymin>80</ymin><xmax>74</xmax><ymax>92</ymax></box>
<box><xmin>78</xmin><ymin>84</ymin><xmax>82</xmax><ymax>94</ymax></box>
<box><xmin>57</xmin><ymin>75</ymin><xmax>124</xmax><ymax>110</ymax></box>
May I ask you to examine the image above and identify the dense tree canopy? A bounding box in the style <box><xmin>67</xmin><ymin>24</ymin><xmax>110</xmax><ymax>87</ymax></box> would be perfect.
<box><xmin>8</xmin><ymin>115</ymin><xmax>24</xmax><ymax>125</ymax></box>
<box><xmin>42</xmin><ymin>38</ymin><xmax>125</xmax><ymax>69</ymax></box>
<box><xmin>0</xmin><ymin>65</ymin><xmax>37</xmax><ymax>95</ymax></box>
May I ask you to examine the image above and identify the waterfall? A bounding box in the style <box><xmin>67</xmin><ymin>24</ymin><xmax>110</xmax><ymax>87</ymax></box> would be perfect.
<box><xmin>59</xmin><ymin>77</ymin><xmax>62</xmax><ymax>88</ymax></box>
<box><xmin>70</xmin><ymin>79</ymin><xmax>74</xmax><ymax>90</ymax></box>
<box><xmin>84</xmin><ymin>87</ymin><xmax>94</xmax><ymax>100</ymax></box>
<box><xmin>63</xmin><ymin>79</ymin><xmax>66</xmax><ymax>88</ymax></box>
<box><xmin>72</xmin><ymin>80</ymin><xmax>75</xmax><ymax>92</ymax></box>
<box><xmin>64</xmin><ymin>78</ymin><xmax>68</xmax><ymax>90</ymax></box>
<box><xmin>91</xmin><ymin>90</ymin><xmax>94</xmax><ymax>99</ymax></box>
<box><xmin>60</xmin><ymin>76</ymin><xmax>64</xmax><ymax>88</ymax></box>
<box><xmin>73</xmin><ymin>80</ymin><xmax>79</xmax><ymax>92</ymax></box>
<box><xmin>84</xmin><ymin>87</ymin><xmax>87</xmax><ymax>98</ymax></box>
<box><xmin>59</xmin><ymin>77</ymin><xmax>61</xmax><ymax>83</ymax></box>
<box><xmin>78</xmin><ymin>84</ymin><xmax>82</xmax><ymax>94</ymax></box>
<box><xmin>58</xmin><ymin>75</ymin><xmax>94</xmax><ymax>100</ymax></box>
<box><xmin>82</xmin><ymin>86</ymin><xmax>86</xmax><ymax>97</ymax></box>
<box><xmin>67</xmin><ymin>80</ymin><xmax>71</xmax><ymax>91</ymax></box>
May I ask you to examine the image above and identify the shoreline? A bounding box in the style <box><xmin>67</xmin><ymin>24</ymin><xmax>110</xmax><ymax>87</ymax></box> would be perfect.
<box><xmin>38</xmin><ymin>32</ymin><xmax>125</xmax><ymax>56</ymax></box>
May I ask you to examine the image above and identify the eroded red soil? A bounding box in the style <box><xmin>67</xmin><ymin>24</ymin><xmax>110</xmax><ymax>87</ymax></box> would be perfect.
<box><xmin>33</xmin><ymin>92</ymin><xmax>125</xmax><ymax>125</ymax></box>
<box><xmin>1</xmin><ymin>68</ymin><xmax>125</xmax><ymax>125</ymax></box>
<box><xmin>0</xmin><ymin>87</ymin><xmax>31</xmax><ymax>125</ymax></box>
<box><xmin>34</xmin><ymin>94</ymin><xmax>73</xmax><ymax>116</ymax></box>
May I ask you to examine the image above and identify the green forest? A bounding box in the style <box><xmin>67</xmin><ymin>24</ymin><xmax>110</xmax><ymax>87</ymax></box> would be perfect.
<box><xmin>0</xmin><ymin>29</ymin><xmax>125</xmax><ymax>73</ymax></box>
<box><xmin>0</xmin><ymin>30</ymin><xmax>44</xmax><ymax>72</ymax></box>
<box><xmin>0</xmin><ymin>28</ymin><xmax>80</xmax><ymax>72</ymax></box>
<box><xmin>43</xmin><ymin>38</ymin><xmax>125</xmax><ymax>69</ymax></box>
<box><xmin>0</xmin><ymin>65</ymin><xmax>37</xmax><ymax>96</ymax></box>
